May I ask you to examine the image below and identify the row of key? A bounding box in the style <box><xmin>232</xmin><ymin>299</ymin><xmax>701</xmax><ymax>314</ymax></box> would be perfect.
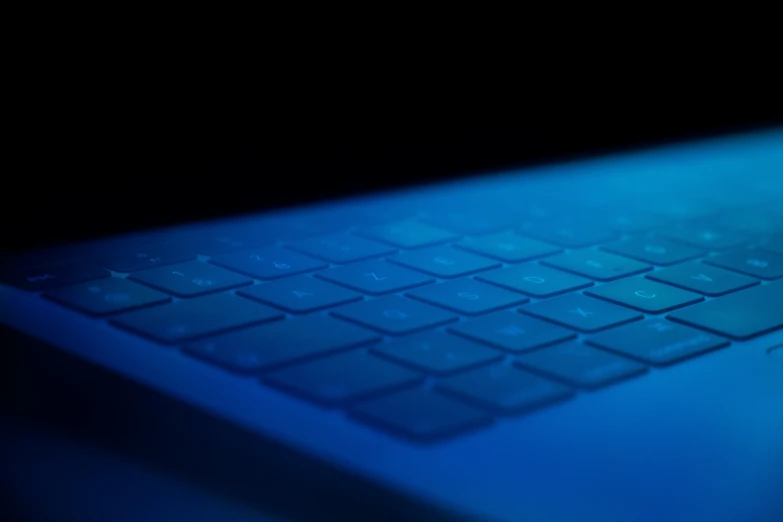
<box><xmin>4</xmin><ymin>204</ymin><xmax>783</xmax><ymax>441</ymax></box>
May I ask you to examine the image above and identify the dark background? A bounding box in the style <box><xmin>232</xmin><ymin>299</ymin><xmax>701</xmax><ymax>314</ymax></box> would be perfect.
<box><xmin>7</xmin><ymin>99</ymin><xmax>780</xmax><ymax>254</ymax></box>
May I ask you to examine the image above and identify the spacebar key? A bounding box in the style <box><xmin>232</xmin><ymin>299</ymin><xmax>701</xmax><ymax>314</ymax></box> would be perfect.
<box><xmin>668</xmin><ymin>281</ymin><xmax>783</xmax><ymax>340</ymax></box>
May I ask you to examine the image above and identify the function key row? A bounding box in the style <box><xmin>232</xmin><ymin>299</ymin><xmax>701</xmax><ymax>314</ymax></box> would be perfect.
<box><xmin>7</xmin><ymin>245</ymin><xmax>778</xmax><ymax>327</ymax></box>
<box><xmin>6</xmin><ymin>206</ymin><xmax>780</xmax><ymax>295</ymax></box>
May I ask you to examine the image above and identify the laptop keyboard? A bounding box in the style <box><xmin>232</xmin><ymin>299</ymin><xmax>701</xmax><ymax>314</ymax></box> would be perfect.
<box><xmin>5</xmin><ymin>202</ymin><xmax>783</xmax><ymax>442</ymax></box>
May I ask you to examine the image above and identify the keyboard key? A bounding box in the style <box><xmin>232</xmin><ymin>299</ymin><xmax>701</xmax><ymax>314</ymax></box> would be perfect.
<box><xmin>129</xmin><ymin>261</ymin><xmax>252</xmax><ymax>297</ymax></box>
<box><xmin>454</xmin><ymin>232</ymin><xmax>562</xmax><ymax>263</ymax></box>
<box><xmin>646</xmin><ymin>263</ymin><xmax>759</xmax><ymax>297</ymax></box>
<box><xmin>667</xmin><ymin>281</ymin><xmax>783</xmax><ymax>339</ymax></box>
<box><xmin>237</xmin><ymin>276</ymin><xmax>362</xmax><ymax>313</ymax></box>
<box><xmin>654</xmin><ymin>222</ymin><xmax>750</xmax><ymax>251</ymax></box>
<box><xmin>641</xmin><ymin>199</ymin><xmax>719</xmax><ymax>221</ymax></box>
<box><xmin>760</xmin><ymin>234</ymin><xmax>783</xmax><ymax>256</ymax></box>
<box><xmin>184</xmin><ymin>315</ymin><xmax>379</xmax><ymax>373</ymax></box>
<box><xmin>94</xmin><ymin>244</ymin><xmax>197</xmax><ymax>272</ymax></box>
<box><xmin>3</xmin><ymin>262</ymin><xmax>109</xmax><ymax>291</ymax></box>
<box><xmin>332</xmin><ymin>295</ymin><xmax>457</xmax><ymax>335</ymax></box>
<box><xmin>315</xmin><ymin>260</ymin><xmax>434</xmax><ymax>295</ymax></box>
<box><xmin>406</xmin><ymin>279</ymin><xmax>528</xmax><ymax>315</ymax></box>
<box><xmin>284</xmin><ymin>233</ymin><xmax>396</xmax><ymax>264</ymax></box>
<box><xmin>264</xmin><ymin>351</ymin><xmax>423</xmax><ymax>406</ymax></box>
<box><xmin>516</xmin><ymin>220</ymin><xmax>616</xmax><ymax>249</ymax></box>
<box><xmin>210</xmin><ymin>247</ymin><xmax>328</xmax><ymax>280</ymax></box>
<box><xmin>703</xmin><ymin>249</ymin><xmax>783</xmax><ymax>280</ymax></box>
<box><xmin>181</xmin><ymin>218</ymin><xmax>351</xmax><ymax>256</ymax></box>
<box><xmin>436</xmin><ymin>365</ymin><xmax>573</xmax><ymax>413</ymax></box>
<box><xmin>356</xmin><ymin>205</ymin><xmax>424</xmax><ymax>225</ymax></box>
<box><xmin>587</xmin><ymin>320</ymin><xmax>729</xmax><ymax>365</ymax></box>
<box><xmin>592</xmin><ymin>207</ymin><xmax>668</xmax><ymax>233</ymax></box>
<box><xmin>541</xmin><ymin>250</ymin><xmax>651</xmax><ymax>282</ymax></box>
<box><xmin>371</xmin><ymin>331</ymin><xmax>503</xmax><ymax>375</ymax></box>
<box><xmin>585</xmin><ymin>277</ymin><xmax>703</xmax><ymax>314</ymax></box>
<box><xmin>182</xmin><ymin>232</ymin><xmax>270</xmax><ymax>256</ymax></box>
<box><xmin>601</xmin><ymin>236</ymin><xmax>704</xmax><ymax>266</ymax></box>
<box><xmin>44</xmin><ymin>277</ymin><xmax>170</xmax><ymax>316</ymax></box>
<box><xmin>449</xmin><ymin>311</ymin><xmax>575</xmax><ymax>352</ymax></box>
<box><xmin>476</xmin><ymin>263</ymin><xmax>593</xmax><ymax>298</ymax></box>
<box><xmin>111</xmin><ymin>293</ymin><xmax>283</xmax><ymax>344</ymax></box>
<box><xmin>717</xmin><ymin>209</ymin><xmax>783</xmax><ymax>235</ymax></box>
<box><xmin>350</xmin><ymin>388</ymin><xmax>493</xmax><ymax>442</ymax></box>
<box><xmin>356</xmin><ymin>220</ymin><xmax>460</xmax><ymax>249</ymax></box>
<box><xmin>266</xmin><ymin>214</ymin><xmax>354</xmax><ymax>241</ymax></box>
<box><xmin>516</xmin><ymin>341</ymin><xmax>648</xmax><ymax>389</ymax></box>
<box><xmin>388</xmin><ymin>246</ymin><xmax>501</xmax><ymax>278</ymax></box>
<box><xmin>519</xmin><ymin>293</ymin><xmax>642</xmax><ymax>332</ymax></box>
<box><xmin>419</xmin><ymin>210</ymin><xmax>512</xmax><ymax>236</ymax></box>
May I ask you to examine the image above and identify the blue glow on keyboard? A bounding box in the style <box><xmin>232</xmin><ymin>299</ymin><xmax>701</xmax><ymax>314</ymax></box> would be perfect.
<box><xmin>3</xmin><ymin>129</ymin><xmax>783</xmax><ymax>522</ymax></box>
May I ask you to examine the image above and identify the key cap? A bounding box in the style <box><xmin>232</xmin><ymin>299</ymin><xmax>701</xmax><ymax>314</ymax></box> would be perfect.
<box><xmin>476</xmin><ymin>263</ymin><xmax>593</xmax><ymax>298</ymax></box>
<box><xmin>332</xmin><ymin>295</ymin><xmax>457</xmax><ymax>335</ymax></box>
<box><xmin>263</xmin><ymin>350</ymin><xmax>423</xmax><ymax>406</ymax></box>
<box><xmin>237</xmin><ymin>275</ymin><xmax>362</xmax><ymax>313</ymax></box>
<box><xmin>449</xmin><ymin>311</ymin><xmax>575</xmax><ymax>352</ymax></box>
<box><xmin>406</xmin><ymin>279</ymin><xmax>528</xmax><ymax>315</ymax></box>
<box><xmin>587</xmin><ymin>320</ymin><xmax>729</xmax><ymax>365</ymax></box>
<box><xmin>267</xmin><ymin>214</ymin><xmax>354</xmax><ymax>241</ymax></box>
<box><xmin>388</xmin><ymin>246</ymin><xmax>501</xmax><ymax>278</ymax></box>
<box><xmin>585</xmin><ymin>277</ymin><xmax>703</xmax><ymax>313</ymax></box>
<box><xmin>592</xmin><ymin>206</ymin><xmax>668</xmax><ymax>233</ymax></box>
<box><xmin>419</xmin><ymin>210</ymin><xmax>513</xmax><ymax>236</ymax></box>
<box><xmin>94</xmin><ymin>243</ymin><xmax>197</xmax><ymax>272</ymax></box>
<box><xmin>284</xmin><ymin>233</ymin><xmax>396</xmax><ymax>264</ymax></box>
<box><xmin>111</xmin><ymin>293</ymin><xmax>283</xmax><ymax>343</ymax></box>
<box><xmin>703</xmin><ymin>249</ymin><xmax>783</xmax><ymax>280</ymax></box>
<box><xmin>641</xmin><ymin>199</ymin><xmax>719</xmax><ymax>221</ymax></box>
<box><xmin>646</xmin><ymin>263</ymin><xmax>759</xmax><ymax>297</ymax></box>
<box><xmin>654</xmin><ymin>222</ymin><xmax>750</xmax><ymax>251</ymax></box>
<box><xmin>181</xmin><ymin>231</ymin><xmax>270</xmax><ymax>256</ymax></box>
<box><xmin>210</xmin><ymin>247</ymin><xmax>328</xmax><ymax>280</ymax></box>
<box><xmin>519</xmin><ymin>293</ymin><xmax>643</xmax><ymax>332</ymax></box>
<box><xmin>184</xmin><ymin>217</ymin><xmax>352</xmax><ymax>256</ymax></box>
<box><xmin>356</xmin><ymin>205</ymin><xmax>424</xmax><ymax>225</ymax></box>
<box><xmin>454</xmin><ymin>232</ymin><xmax>562</xmax><ymax>263</ymax></box>
<box><xmin>601</xmin><ymin>236</ymin><xmax>704</xmax><ymax>266</ymax></box>
<box><xmin>436</xmin><ymin>364</ymin><xmax>573</xmax><ymax>413</ymax></box>
<box><xmin>129</xmin><ymin>261</ymin><xmax>252</xmax><ymax>297</ymax></box>
<box><xmin>516</xmin><ymin>220</ymin><xmax>616</xmax><ymax>249</ymax></box>
<box><xmin>371</xmin><ymin>331</ymin><xmax>502</xmax><ymax>375</ymax></box>
<box><xmin>667</xmin><ymin>281</ymin><xmax>783</xmax><ymax>339</ymax></box>
<box><xmin>507</xmin><ymin>202</ymin><xmax>556</xmax><ymax>221</ymax></box>
<box><xmin>44</xmin><ymin>277</ymin><xmax>171</xmax><ymax>316</ymax></box>
<box><xmin>760</xmin><ymin>234</ymin><xmax>783</xmax><ymax>256</ymax></box>
<box><xmin>541</xmin><ymin>250</ymin><xmax>651</xmax><ymax>282</ymax></box>
<box><xmin>184</xmin><ymin>315</ymin><xmax>379</xmax><ymax>373</ymax></box>
<box><xmin>350</xmin><ymin>388</ymin><xmax>493</xmax><ymax>442</ymax></box>
<box><xmin>516</xmin><ymin>341</ymin><xmax>648</xmax><ymax>389</ymax></box>
<box><xmin>716</xmin><ymin>209</ymin><xmax>783</xmax><ymax>235</ymax></box>
<box><xmin>356</xmin><ymin>220</ymin><xmax>460</xmax><ymax>249</ymax></box>
<box><xmin>315</xmin><ymin>260</ymin><xmax>434</xmax><ymax>295</ymax></box>
<box><xmin>3</xmin><ymin>262</ymin><xmax>109</xmax><ymax>291</ymax></box>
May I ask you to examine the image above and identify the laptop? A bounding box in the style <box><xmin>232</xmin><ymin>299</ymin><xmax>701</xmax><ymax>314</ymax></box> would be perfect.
<box><xmin>3</xmin><ymin>125</ymin><xmax>782</xmax><ymax>522</ymax></box>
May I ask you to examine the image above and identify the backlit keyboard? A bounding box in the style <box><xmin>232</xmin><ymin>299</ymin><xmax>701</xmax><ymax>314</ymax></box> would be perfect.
<box><xmin>4</xmin><ymin>203</ymin><xmax>783</xmax><ymax>442</ymax></box>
